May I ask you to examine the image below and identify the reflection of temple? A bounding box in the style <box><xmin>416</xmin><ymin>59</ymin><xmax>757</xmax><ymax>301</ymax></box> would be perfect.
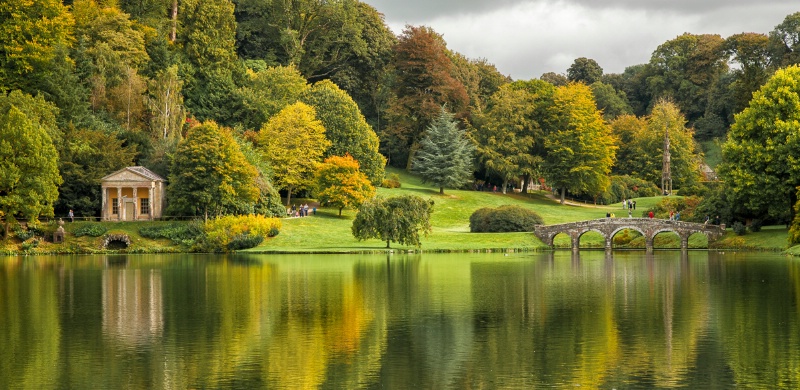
<box><xmin>102</xmin><ymin>268</ymin><xmax>163</xmax><ymax>344</ymax></box>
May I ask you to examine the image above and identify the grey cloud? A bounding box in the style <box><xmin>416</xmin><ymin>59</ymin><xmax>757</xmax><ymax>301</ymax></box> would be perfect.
<box><xmin>365</xmin><ymin>0</ymin><xmax>797</xmax><ymax>23</ymax></box>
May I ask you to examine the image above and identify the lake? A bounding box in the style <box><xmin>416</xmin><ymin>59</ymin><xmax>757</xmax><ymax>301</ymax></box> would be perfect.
<box><xmin>2</xmin><ymin>251</ymin><xmax>799</xmax><ymax>389</ymax></box>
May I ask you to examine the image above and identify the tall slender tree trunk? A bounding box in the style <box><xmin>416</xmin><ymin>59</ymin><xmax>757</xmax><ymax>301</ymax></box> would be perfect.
<box><xmin>386</xmin><ymin>239</ymin><xmax>390</xmax><ymax>248</ymax></box>
<box><xmin>502</xmin><ymin>179</ymin><xmax>508</xmax><ymax>194</ymax></box>
<box><xmin>522</xmin><ymin>174</ymin><xmax>529</xmax><ymax>194</ymax></box>
<box><xmin>560</xmin><ymin>187</ymin><xmax>566</xmax><ymax>205</ymax></box>
<box><xmin>439</xmin><ymin>187</ymin><xmax>444</xmax><ymax>195</ymax></box>
<box><xmin>286</xmin><ymin>187</ymin><xmax>293</xmax><ymax>206</ymax></box>
<box><xmin>170</xmin><ymin>0</ymin><xmax>178</xmax><ymax>42</ymax></box>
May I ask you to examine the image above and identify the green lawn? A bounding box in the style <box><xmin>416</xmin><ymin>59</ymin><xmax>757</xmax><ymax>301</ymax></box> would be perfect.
<box><xmin>254</xmin><ymin>168</ymin><xmax>784</xmax><ymax>253</ymax></box>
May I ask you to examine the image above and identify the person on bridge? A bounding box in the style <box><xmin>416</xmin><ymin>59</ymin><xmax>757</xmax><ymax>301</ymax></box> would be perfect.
<box><xmin>648</xmin><ymin>211</ymin><xmax>654</xmax><ymax>219</ymax></box>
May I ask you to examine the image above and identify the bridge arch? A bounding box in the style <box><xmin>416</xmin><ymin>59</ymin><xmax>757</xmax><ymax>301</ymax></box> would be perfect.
<box><xmin>576</xmin><ymin>229</ymin><xmax>606</xmax><ymax>249</ymax></box>
<box><xmin>609</xmin><ymin>226</ymin><xmax>646</xmax><ymax>249</ymax></box>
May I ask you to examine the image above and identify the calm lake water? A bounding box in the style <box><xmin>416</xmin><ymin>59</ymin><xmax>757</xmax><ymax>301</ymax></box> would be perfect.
<box><xmin>2</xmin><ymin>251</ymin><xmax>799</xmax><ymax>389</ymax></box>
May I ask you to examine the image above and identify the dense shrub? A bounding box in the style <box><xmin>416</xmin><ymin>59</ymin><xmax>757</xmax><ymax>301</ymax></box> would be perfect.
<box><xmin>74</xmin><ymin>223</ymin><xmax>108</xmax><ymax>237</ymax></box>
<box><xmin>470</xmin><ymin>205</ymin><xmax>544</xmax><ymax>233</ymax></box>
<box><xmin>749</xmin><ymin>219</ymin><xmax>763</xmax><ymax>233</ymax></box>
<box><xmin>381</xmin><ymin>173</ymin><xmax>401</xmax><ymax>188</ymax></box>
<box><xmin>268</xmin><ymin>227</ymin><xmax>280</xmax><ymax>237</ymax></box>
<box><xmin>13</xmin><ymin>225</ymin><xmax>34</xmax><ymax>241</ymax></box>
<box><xmin>199</xmin><ymin>215</ymin><xmax>282</xmax><ymax>252</ymax></box>
<box><xmin>227</xmin><ymin>233</ymin><xmax>264</xmax><ymax>250</ymax></box>
<box><xmin>139</xmin><ymin>222</ymin><xmax>203</xmax><ymax>244</ymax></box>
<box><xmin>733</xmin><ymin>222</ymin><xmax>746</xmax><ymax>236</ymax></box>
<box><xmin>677</xmin><ymin>181</ymin><xmax>709</xmax><ymax>197</ymax></box>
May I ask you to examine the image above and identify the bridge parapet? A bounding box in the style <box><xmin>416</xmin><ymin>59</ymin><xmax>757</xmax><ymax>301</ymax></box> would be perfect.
<box><xmin>533</xmin><ymin>218</ymin><xmax>725</xmax><ymax>251</ymax></box>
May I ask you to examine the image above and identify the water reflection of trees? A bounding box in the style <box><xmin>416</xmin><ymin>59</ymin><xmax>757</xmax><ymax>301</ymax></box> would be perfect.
<box><xmin>1</xmin><ymin>253</ymin><xmax>800</xmax><ymax>388</ymax></box>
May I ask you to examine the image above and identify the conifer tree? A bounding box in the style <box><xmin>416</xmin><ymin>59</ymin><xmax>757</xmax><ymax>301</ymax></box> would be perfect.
<box><xmin>411</xmin><ymin>107</ymin><xmax>475</xmax><ymax>194</ymax></box>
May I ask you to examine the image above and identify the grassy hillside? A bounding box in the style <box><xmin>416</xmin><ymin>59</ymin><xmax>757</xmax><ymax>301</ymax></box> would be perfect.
<box><xmin>256</xmin><ymin>168</ymin><xmax>787</xmax><ymax>253</ymax></box>
<box><xmin>2</xmin><ymin>168</ymin><xmax>791</xmax><ymax>254</ymax></box>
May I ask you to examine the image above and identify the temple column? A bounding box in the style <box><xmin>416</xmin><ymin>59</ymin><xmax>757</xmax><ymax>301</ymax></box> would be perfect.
<box><xmin>151</xmin><ymin>183</ymin><xmax>156</xmax><ymax>220</ymax></box>
<box><xmin>117</xmin><ymin>187</ymin><xmax>122</xmax><ymax>221</ymax></box>
<box><xmin>102</xmin><ymin>186</ymin><xmax>107</xmax><ymax>221</ymax></box>
<box><xmin>133</xmin><ymin>187</ymin><xmax>138</xmax><ymax>221</ymax></box>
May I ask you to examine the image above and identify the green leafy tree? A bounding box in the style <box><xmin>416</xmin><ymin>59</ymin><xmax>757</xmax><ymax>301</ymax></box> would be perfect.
<box><xmin>646</xmin><ymin>33</ymin><xmax>728</xmax><ymax>125</ymax></box>
<box><xmin>411</xmin><ymin>108</ymin><xmax>475</xmax><ymax>194</ymax></box>
<box><xmin>505</xmin><ymin>79</ymin><xmax>558</xmax><ymax>192</ymax></box>
<box><xmin>0</xmin><ymin>106</ymin><xmax>62</xmax><ymax>238</ymax></box>
<box><xmin>609</xmin><ymin>114</ymin><xmax>649</xmax><ymax>176</ymax></box>
<box><xmin>238</xmin><ymin>65</ymin><xmax>308</xmax><ymax>130</ymax></box>
<box><xmin>179</xmin><ymin>0</ymin><xmax>242</xmax><ymax>124</ymax></box>
<box><xmin>56</xmin><ymin>127</ymin><xmax>137</xmax><ymax>217</ymax></box>
<box><xmin>168</xmin><ymin>121</ymin><xmax>259</xmax><ymax>221</ymax></box>
<box><xmin>590</xmin><ymin>81</ymin><xmax>632</xmax><ymax>120</ymax></box>
<box><xmin>315</xmin><ymin>154</ymin><xmax>375</xmax><ymax>216</ymax></box>
<box><xmin>610</xmin><ymin>101</ymin><xmax>701</xmax><ymax>190</ymax></box>
<box><xmin>768</xmin><ymin>12</ymin><xmax>800</xmax><ymax>68</ymax></box>
<box><xmin>0</xmin><ymin>90</ymin><xmax>61</xmax><ymax>143</ymax></box>
<box><xmin>567</xmin><ymin>57</ymin><xmax>603</xmax><ymax>84</ymax></box>
<box><xmin>301</xmin><ymin>79</ymin><xmax>386</xmax><ymax>184</ymax></box>
<box><xmin>475</xmin><ymin>85</ymin><xmax>538</xmax><ymax>193</ymax></box>
<box><xmin>724</xmin><ymin>32</ymin><xmax>772</xmax><ymax>115</ymax></box>
<box><xmin>721</xmin><ymin>65</ymin><xmax>800</xmax><ymax>223</ymax></box>
<box><xmin>236</xmin><ymin>138</ymin><xmax>286</xmax><ymax>217</ymax></box>
<box><xmin>351</xmin><ymin>195</ymin><xmax>434</xmax><ymax>248</ymax></box>
<box><xmin>258</xmin><ymin>102</ymin><xmax>330</xmax><ymax>205</ymax></box>
<box><xmin>544</xmin><ymin>83</ymin><xmax>616</xmax><ymax>203</ymax></box>
<box><xmin>71</xmin><ymin>0</ymin><xmax>150</xmax><ymax>117</ymax></box>
<box><xmin>148</xmin><ymin>64</ymin><xmax>185</xmax><ymax>140</ymax></box>
<box><xmin>0</xmin><ymin>0</ymin><xmax>74</xmax><ymax>92</ymax></box>
<box><xmin>540</xmin><ymin>72</ymin><xmax>568</xmax><ymax>86</ymax></box>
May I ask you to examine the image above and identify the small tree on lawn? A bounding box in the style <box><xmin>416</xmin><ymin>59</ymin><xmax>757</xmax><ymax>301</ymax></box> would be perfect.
<box><xmin>351</xmin><ymin>195</ymin><xmax>434</xmax><ymax>248</ymax></box>
<box><xmin>315</xmin><ymin>154</ymin><xmax>375</xmax><ymax>216</ymax></box>
<box><xmin>411</xmin><ymin>107</ymin><xmax>475</xmax><ymax>194</ymax></box>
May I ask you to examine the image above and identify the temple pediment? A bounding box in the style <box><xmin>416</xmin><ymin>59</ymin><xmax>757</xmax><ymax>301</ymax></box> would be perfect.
<box><xmin>102</xmin><ymin>167</ymin><xmax>165</xmax><ymax>184</ymax></box>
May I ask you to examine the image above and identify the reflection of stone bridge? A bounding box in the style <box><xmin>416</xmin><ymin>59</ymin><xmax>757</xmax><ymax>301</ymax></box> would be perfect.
<box><xmin>534</xmin><ymin>218</ymin><xmax>726</xmax><ymax>251</ymax></box>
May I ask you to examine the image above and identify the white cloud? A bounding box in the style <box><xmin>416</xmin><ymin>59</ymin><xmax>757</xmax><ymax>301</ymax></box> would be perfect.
<box><xmin>366</xmin><ymin>0</ymin><xmax>799</xmax><ymax>80</ymax></box>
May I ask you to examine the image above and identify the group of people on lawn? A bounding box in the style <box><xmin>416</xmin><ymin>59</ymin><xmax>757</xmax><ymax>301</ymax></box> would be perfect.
<box><xmin>288</xmin><ymin>203</ymin><xmax>314</xmax><ymax>217</ymax></box>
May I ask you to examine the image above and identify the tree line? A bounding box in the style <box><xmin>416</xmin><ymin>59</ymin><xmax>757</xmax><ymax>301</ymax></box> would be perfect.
<box><xmin>2</xmin><ymin>0</ymin><xmax>800</xmax><ymax>239</ymax></box>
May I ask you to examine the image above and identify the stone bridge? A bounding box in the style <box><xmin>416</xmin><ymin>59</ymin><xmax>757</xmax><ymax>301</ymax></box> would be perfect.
<box><xmin>533</xmin><ymin>218</ymin><xmax>726</xmax><ymax>251</ymax></box>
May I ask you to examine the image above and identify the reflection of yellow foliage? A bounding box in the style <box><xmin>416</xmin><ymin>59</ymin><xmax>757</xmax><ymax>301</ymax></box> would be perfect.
<box><xmin>267</xmin><ymin>278</ymin><xmax>374</xmax><ymax>389</ymax></box>
<box><xmin>268</xmin><ymin>321</ymin><xmax>329</xmax><ymax>390</ymax></box>
<box><xmin>326</xmin><ymin>281</ymin><xmax>372</xmax><ymax>357</ymax></box>
<box><xmin>570</xmin><ymin>290</ymin><xmax>620</xmax><ymax>387</ymax></box>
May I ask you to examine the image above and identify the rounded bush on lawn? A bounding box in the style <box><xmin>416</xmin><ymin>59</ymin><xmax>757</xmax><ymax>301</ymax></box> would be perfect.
<box><xmin>470</xmin><ymin>205</ymin><xmax>544</xmax><ymax>233</ymax></box>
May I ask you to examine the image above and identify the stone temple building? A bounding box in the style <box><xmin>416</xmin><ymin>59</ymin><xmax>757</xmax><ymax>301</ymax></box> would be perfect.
<box><xmin>100</xmin><ymin>167</ymin><xmax>166</xmax><ymax>221</ymax></box>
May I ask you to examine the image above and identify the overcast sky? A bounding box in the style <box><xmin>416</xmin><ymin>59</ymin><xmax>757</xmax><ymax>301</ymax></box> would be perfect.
<box><xmin>360</xmin><ymin>0</ymin><xmax>799</xmax><ymax>80</ymax></box>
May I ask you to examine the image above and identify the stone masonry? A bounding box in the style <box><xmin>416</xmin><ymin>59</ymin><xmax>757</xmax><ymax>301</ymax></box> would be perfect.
<box><xmin>533</xmin><ymin>217</ymin><xmax>726</xmax><ymax>252</ymax></box>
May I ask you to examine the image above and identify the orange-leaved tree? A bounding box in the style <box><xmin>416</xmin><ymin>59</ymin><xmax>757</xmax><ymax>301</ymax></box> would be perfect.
<box><xmin>315</xmin><ymin>154</ymin><xmax>375</xmax><ymax>216</ymax></box>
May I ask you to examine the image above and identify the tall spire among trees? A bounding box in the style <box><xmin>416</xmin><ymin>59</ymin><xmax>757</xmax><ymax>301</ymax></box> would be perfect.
<box><xmin>662</xmin><ymin>118</ymin><xmax>672</xmax><ymax>196</ymax></box>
